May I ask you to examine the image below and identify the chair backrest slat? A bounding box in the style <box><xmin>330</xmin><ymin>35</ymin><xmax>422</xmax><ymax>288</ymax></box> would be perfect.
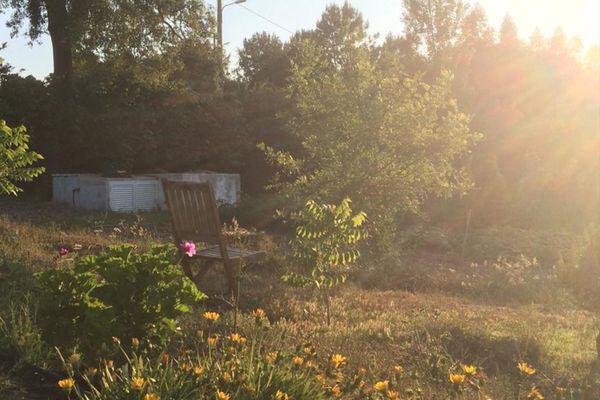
<box><xmin>162</xmin><ymin>180</ymin><xmax>224</xmax><ymax>246</ymax></box>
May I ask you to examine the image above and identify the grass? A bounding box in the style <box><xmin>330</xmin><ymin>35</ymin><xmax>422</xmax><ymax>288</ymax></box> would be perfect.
<box><xmin>0</xmin><ymin>197</ymin><xmax>598</xmax><ymax>398</ymax></box>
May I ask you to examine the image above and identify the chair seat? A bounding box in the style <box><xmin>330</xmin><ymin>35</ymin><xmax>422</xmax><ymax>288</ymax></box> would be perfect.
<box><xmin>194</xmin><ymin>245</ymin><xmax>266</xmax><ymax>263</ymax></box>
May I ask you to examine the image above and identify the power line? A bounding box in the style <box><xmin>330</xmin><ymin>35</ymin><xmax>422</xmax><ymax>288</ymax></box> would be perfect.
<box><xmin>238</xmin><ymin>4</ymin><xmax>294</xmax><ymax>34</ymax></box>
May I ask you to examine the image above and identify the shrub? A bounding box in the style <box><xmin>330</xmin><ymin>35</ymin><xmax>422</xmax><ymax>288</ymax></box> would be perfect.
<box><xmin>36</xmin><ymin>245</ymin><xmax>206</xmax><ymax>359</ymax></box>
<box><xmin>282</xmin><ymin>198</ymin><xmax>367</xmax><ymax>325</ymax></box>
<box><xmin>0</xmin><ymin>119</ymin><xmax>44</xmax><ymax>195</ymax></box>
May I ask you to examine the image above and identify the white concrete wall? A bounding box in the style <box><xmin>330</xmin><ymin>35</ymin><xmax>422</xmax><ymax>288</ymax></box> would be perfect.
<box><xmin>53</xmin><ymin>172</ymin><xmax>241</xmax><ymax>213</ymax></box>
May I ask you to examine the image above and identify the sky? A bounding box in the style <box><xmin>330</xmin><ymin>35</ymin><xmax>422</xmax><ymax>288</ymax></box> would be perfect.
<box><xmin>1</xmin><ymin>0</ymin><xmax>598</xmax><ymax>79</ymax></box>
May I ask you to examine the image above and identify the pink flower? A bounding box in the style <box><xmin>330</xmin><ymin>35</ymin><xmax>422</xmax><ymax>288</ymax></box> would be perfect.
<box><xmin>59</xmin><ymin>247</ymin><xmax>70</xmax><ymax>256</ymax></box>
<box><xmin>180</xmin><ymin>241</ymin><xmax>196</xmax><ymax>257</ymax></box>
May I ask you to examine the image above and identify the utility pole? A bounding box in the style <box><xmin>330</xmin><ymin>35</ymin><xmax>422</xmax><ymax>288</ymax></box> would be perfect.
<box><xmin>217</xmin><ymin>0</ymin><xmax>246</xmax><ymax>49</ymax></box>
<box><xmin>217</xmin><ymin>0</ymin><xmax>223</xmax><ymax>49</ymax></box>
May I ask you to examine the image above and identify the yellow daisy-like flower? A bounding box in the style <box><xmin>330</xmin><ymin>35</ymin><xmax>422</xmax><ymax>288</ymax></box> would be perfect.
<box><xmin>387</xmin><ymin>390</ymin><xmax>400</xmax><ymax>400</ymax></box>
<box><xmin>86</xmin><ymin>367</ymin><xmax>98</xmax><ymax>377</ymax></box>
<box><xmin>265</xmin><ymin>351</ymin><xmax>278</xmax><ymax>364</ymax></box>
<box><xmin>106</xmin><ymin>360</ymin><xmax>114</xmax><ymax>368</ymax></box>
<box><xmin>144</xmin><ymin>394</ymin><xmax>160</xmax><ymax>400</ymax></box>
<box><xmin>462</xmin><ymin>364</ymin><xmax>477</xmax><ymax>375</ymax></box>
<box><xmin>194</xmin><ymin>366</ymin><xmax>203</xmax><ymax>376</ymax></box>
<box><xmin>330</xmin><ymin>354</ymin><xmax>347</xmax><ymax>369</ymax></box>
<box><xmin>394</xmin><ymin>365</ymin><xmax>403</xmax><ymax>374</ymax></box>
<box><xmin>216</xmin><ymin>390</ymin><xmax>230</xmax><ymax>400</ymax></box>
<box><xmin>131</xmin><ymin>337</ymin><xmax>140</xmax><ymax>348</ymax></box>
<box><xmin>518</xmin><ymin>362</ymin><xmax>536</xmax><ymax>376</ymax></box>
<box><xmin>292</xmin><ymin>355</ymin><xmax>304</xmax><ymax>366</ymax></box>
<box><xmin>57</xmin><ymin>378</ymin><xmax>75</xmax><ymax>390</ymax></box>
<box><xmin>528</xmin><ymin>385</ymin><xmax>544</xmax><ymax>400</ymax></box>
<box><xmin>68</xmin><ymin>353</ymin><xmax>81</xmax><ymax>365</ymax></box>
<box><xmin>180</xmin><ymin>362</ymin><xmax>192</xmax><ymax>372</ymax></box>
<box><xmin>275</xmin><ymin>390</ymin><xmax>289</xmax><ymax>400</ymax></box>
<box><xmin>331</xmin><ymin>384</ymin><xmax>342</xmax><ymax>397</ymax></box>
<box><xmin>203</xmin><ymin>311</ymin><xmax>220</xmax><ymax>322</ymax></box>
<box><xmin>374</xmin><ymin>380</ymin><xmax>389</xmax><ymax>392</ymax></box>
<box><xmin>254</xmin><ymin>308</ymin><xmax>267</xmax><ymax>319</ymax></box>
<box><xmin>449</xmin><ymin>373</ymin><xmax>466</xmax><ymax>385</ymax></box>
<box><xmin>130</xmin><ymin>377</ymin><xmax>144</xmax><ymax>390</ymax></box>
<box><xmin>207</xmin><ymin>336</ymin><xmax>218</xmax><ymax>347</ymax></box>
<box><xmin>358</xmin><ymin>367</ymin><xmax>367</xmax><ymax>376</ymax></box>
<box><xmin>223</xmin><ymin>371</ymin><xmax>233</xmax><ymax>383</ymax></box>
<box><xmin>305</xmin><ymin>360</ymin><xmax>315</xmax><ymax>369</ymax></box>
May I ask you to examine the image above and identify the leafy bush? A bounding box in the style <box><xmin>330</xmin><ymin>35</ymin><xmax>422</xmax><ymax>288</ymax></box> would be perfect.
<box><xmin>36</xmin><ymin>245</ymin><xmax>206</xmax><ymax>359</ymax></box>
<box><xmin>282</xmin><ymin>198</ymin><xmax>367</xmax><ymax>325</ymax></box>
<box><xmin>0</xmin><ymin>119</ymin><xmax>44</xmax><ymax>195</ymax></box>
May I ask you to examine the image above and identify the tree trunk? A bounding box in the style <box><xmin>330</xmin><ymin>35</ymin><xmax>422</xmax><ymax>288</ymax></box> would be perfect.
<box><xmin>597</xmin><ymin>330</ymin><xmax>600</xmax><ymax>360</ymax></box>
<box><xmin>45</xmin><ymin>0</ymin><xmax>73</xmax><ymax>81</ymax></box>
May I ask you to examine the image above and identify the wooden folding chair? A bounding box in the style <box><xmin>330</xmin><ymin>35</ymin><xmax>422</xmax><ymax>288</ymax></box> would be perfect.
<box><xmin>162</xmin><ymin>180</ymin><xmax>265</xmax><ymax>293</ymax></box>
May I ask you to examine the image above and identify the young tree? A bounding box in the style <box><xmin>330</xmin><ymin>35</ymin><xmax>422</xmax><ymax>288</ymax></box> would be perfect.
<box><xmin>529</xmin><ymin>27</ymin><xmax>546</xmax><ymax>51</ymax></box>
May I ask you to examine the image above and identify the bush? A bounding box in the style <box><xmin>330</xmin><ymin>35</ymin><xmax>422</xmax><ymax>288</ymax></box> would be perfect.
<box><xmin>0</xmin><ymin>119</ymin><xmax>44</xmax><ymax>195</ymax></box>
<box><xmin>36</xmin><ymin>245</ymin><xmax>206</xmax><ymax>359</ymax></box>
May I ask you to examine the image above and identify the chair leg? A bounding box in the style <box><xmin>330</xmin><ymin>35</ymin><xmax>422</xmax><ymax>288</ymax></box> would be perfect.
<box><xmin>193</xmin><ymin>260</ymin><xmax>216</xmax><ymax>284</ymax></box>
<box><xmin>181</xmin><ymin>257</ymin><xmax>194</xmax><ymax>280</ymax></box>
<box><xmin>222</xmin><ymin>259</ymin><xmax>238</xmax><ymax>295</ymax></box>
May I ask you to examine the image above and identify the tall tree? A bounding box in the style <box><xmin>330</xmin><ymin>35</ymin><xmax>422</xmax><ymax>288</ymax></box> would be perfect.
<box><xmin>0</xmin><ymin>0</ymin><xmax>215</xmax><ymax>81</ymax></box>
<box><xmin>499</xmin><ymin>14</ymin><xmax>519</xmax><ymax>46</ymax></box>
<box><xmin>402</xmin><ymin>0</ymin><xmax>468</xmax><ymax>62</ymax></box>
<box><xmin>529</xmin><ymin>27</ymin><xmax>545</xmax><ymax>50</ymax></box>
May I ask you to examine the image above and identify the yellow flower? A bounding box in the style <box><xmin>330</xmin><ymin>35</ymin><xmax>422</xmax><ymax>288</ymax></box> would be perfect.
<box><xmin>292</xmin><ymin>355</ymin><xmax>304</xmax><ymax>366</ymax></box>
<box><xmin>216</xmin><ymin>390</ymin><xmax>230</xmax><ymax>400</ymax></box>
<box><xmin>303</xmin><ymin>346</ymin><xmax>313</xmax><ymax>355</ymax></box>
<box><xmin>449</xmin><ymin>373</ymin><xmax>466</xmax><ymax>385</ymax></box>
<box><xmin>180</xmin><ymin>362</ymin><xmax>192</xmax><ymax>372</ymax></box>
<box><xmin>68</xmin><ymin>353</ymin><xmax>81</xmax><ymax>365</ymax></box>
<box><xmin>194</xmin><ymin>366</ymin><xmax>203</xmax><ymax>376</ymax></box>
<box><xmin>358</xmin><ymin>380</ymin><xmax>365</xmax><ymax>389</ymax></box>
<box><xmin>144</xmin><ymin>394</ymin><xmax>160</xmax><ymax>400</ymax></box>
<box><xmin>229</xmin><ymin>333</ymin><xmax>245</xmax><ymax>344</ymax></box>
<box><xmin>305</xmin><ymin>360</ymin><xmax>315</xmax><ymax>369</ymax></box>
<box><xmin>462</xmin><ymin>364</ymin><xmax>477</xmax><ymax>375</ymax></box>
<box><xmin>394</xmin><ymin>365</ymin><xmax>403</xmax><ymax>374</ymax></box>
<box><xmin>517</xmin><ymin>362</ymin><xmax>536</xmax><ymax>376</ymax></box>
<box><xmin>86</xmin><ymin>367</ymin><xmax>98</xmax><ymax>377</ymax></box>
<box><xmin>275</xmin><ymin>390</ymin><xmax>289</xmax><ymax>400</ymax></box>
<box><xmin>223</xmin><ymin>371</ymin><xmax>233</xmax><ymax>383</ymax></box>
<box><xmin>207</xmin><ymin>336</ymin><xmax>218</xmax><ymax>347</ymax></box>
<box><xmin>374</xmin><ymin>380</ymin><xmax>389</xmax><ymax>392</ymax></box>
<box><xmin>161</xmin><ymin>353</ymin><xmax>170</xmax><ymax>364</ymax></box>
<box><xmin>358</xmin><ymin>367</ymin><xmax>367</xmax><ymax>376</ymax></box>
<box><xmin>254</xmin><ymin>308</ymin><xmax>267</xmax><ymax>319</ymax></box>
<box><xmin>330</xmin><ymin>354</ymin><xmax>347</xmax><ymax>369</ymax></box>
<box><xmin>106</xmin><ymin>360</ymin><xmax>114</xmax><ymax>368</ymax></box>
<box><xmin>57</xmin><ymin>378</ymin><xmax>75</xmax><ymax>390</ymax></box>
<box><xmin>265</xmin><ymin>351</ymin><xmax>278</xmax><ymax>364</ymax></box>
<box><xmin>131</xmin><ymin>337</ymin><xmax>140</xmax><ymax>348</ymax></box>
<box><xmin>130</xmin><ymin>377</ymin><xmax>144</xmax><ymax>390</ymax></box>
<box><xmin>387</xmin><ymin>390</ymin><xmax>400</xmax><ymax>400</ymax></box>
<box><xmin>203</xmin><ymin>311</ymin><xmax>220</xmax><ymax>321</ymax></box>
<box><xmin>528</xmin><ymin>385</ymin><xmax>544</xmax><ymax>400</ymax></box>
<box><xmin>331</xmin><ymin>385</ymin><xmax>342</xmax><ymax>397</ymax></box>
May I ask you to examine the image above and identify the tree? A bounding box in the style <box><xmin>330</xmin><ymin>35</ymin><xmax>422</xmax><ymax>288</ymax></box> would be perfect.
<box><xmin>402</xmin><ymin>0</ymin><xmax>469</xmax><ymax>62</ymax></box>
<box><xmin>238</xmin><ymin>32</ymin><xmax>290</xmax><ymax>87</ymax></box>
<box><xmin>0</xmin><ymin>0</ymin><xmax>216</xmax><ymax>81</ymax></box>
<box><xmin>0</xmin><ymin>119</ymin><xmax>44</xmax><ymax>195</ymax></box>
<box><xmin>529</xmin><ymin>27</ymin><xmax>545</xmax><ymax>51</ymax></box>
<box><xmin>499</xmin><ymin>14</ymin><xmax>519</xmax><ymax>46</ymax></box>
<box><xmin>263</xmin><ymin>4</ymin><xmax>479</xmax><ymax>233</ymax></box>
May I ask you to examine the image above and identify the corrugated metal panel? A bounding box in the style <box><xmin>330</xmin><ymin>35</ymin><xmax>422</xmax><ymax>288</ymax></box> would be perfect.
<box><xmin>134</xmin><ymin>183</ymin><xmax>157</xmax><ymax>211</ymax></box>
<box><xmin>110</xmin><ymin>183</ymin><xmax>134</xmax><ymax>212</ymax></box>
